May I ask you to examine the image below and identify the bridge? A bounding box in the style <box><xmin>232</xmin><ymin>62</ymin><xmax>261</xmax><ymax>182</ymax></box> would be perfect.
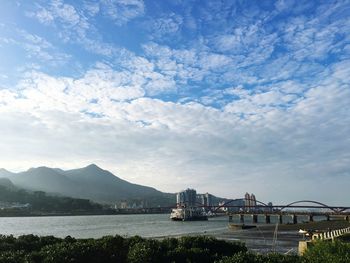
<box><xmin>174</xmin><ymin>199</ymin><xmax>350</xmax><ymax>225</ymax></box>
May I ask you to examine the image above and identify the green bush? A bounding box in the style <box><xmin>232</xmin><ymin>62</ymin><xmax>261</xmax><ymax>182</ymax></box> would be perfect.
<box><xmin>302</xmin><ymin>240</ymin><xmax>350</xmax><ymax>263</ymax></box>
<box><xmin>0</xmin><ymin>234</ymin><xmax>349</xmax><ymax>263</ymax></box>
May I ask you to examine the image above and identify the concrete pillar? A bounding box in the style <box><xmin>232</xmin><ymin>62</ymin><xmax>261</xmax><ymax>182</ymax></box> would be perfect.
<box><xmin>326</xmin><ymin>214</ymin><xmax>330</xmax><ymax>221</ymax></box>
<box><xmin>293</xmin><ymin>214</ymin><xmax>298</xmax><ymax>224</ymax></box>
<box><xmin>252</xmin><ymin>214</ymin><xmax>258</xmax><ymax>224</ymax></box>
<box><xmin>298</xmin><ymin>241</ymin><xmax>312</xmax><ymax>256</ymax></box>
<box><xmin>239</xmin><ymin>214</ymin><xmax>244</xmax><ymax>224</ymax></box>
<box><xmin>279</xmin><ymin>215</ymin><xmax>283</xmax><ymax>224</ymax></box>
<box><xmin>309</xmin><ymin>214</ymin><xmax>314</xmax><ymax>222</ymax></box>
<box><xmin>265</xmin><ymin>215</ymin><xmax>271</xmax><ymax>224</ymax></box>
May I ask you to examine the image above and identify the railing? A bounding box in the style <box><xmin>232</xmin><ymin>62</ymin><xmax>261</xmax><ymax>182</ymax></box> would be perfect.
<box><xmin>299</xmin><ymin>227</ymin><xmax>350</xmax><ymax>255</ymax></box>
<box><xmin>311</xmin><ymin>227</ymin><xmax>350</xmax><ymax>241</ymax></box>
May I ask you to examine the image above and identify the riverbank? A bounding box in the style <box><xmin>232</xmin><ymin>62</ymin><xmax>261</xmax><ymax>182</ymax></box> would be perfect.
<box><xmin>155</xmin><ymin>219</ymin><xmax>350</xmax><ymax>254</ymax></box>
<box><xmin>0</xmin><ymin>232</ymin><xmax>347</xmax><ymax>263</ymax></box>
<box><xmin>0</xmin><ymin>210</ymin><xmax>169</xmax><ymax>217</ymax></box>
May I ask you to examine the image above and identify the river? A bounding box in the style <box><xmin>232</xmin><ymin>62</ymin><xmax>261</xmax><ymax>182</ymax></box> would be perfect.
<box><xmin>0</xmin><ymin>214</ymin><xmax>229</xmax><ymax>238</ymax></box>
<box><xmin>0</xmin><ymin>214</ymin><xmax>305</xmax><ymax>253</ymax></box>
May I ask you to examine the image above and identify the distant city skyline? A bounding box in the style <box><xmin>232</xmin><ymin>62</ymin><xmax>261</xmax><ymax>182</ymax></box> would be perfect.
<box><xmin>0</xmin><ymin>1</ymin><xmax>349</xmax><ymax>205</ymax></box>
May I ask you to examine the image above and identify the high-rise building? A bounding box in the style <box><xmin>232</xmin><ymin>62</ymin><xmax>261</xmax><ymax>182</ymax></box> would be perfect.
<box><xmin>200</xmin><ymin>192</ymin><xmax>213</xmax><ymax>207</ymax></box>
<box><xmin>250</xmin><ymin>194</ymin><xmax>256</xmax><ymax>206</ymax></box>
<box><xmin>244</xmin><ymin>192</ymin><xmax>257</xmax><ymax>211</ymax></box>
<box><xmin>221</xmin><ymin>198</ymin><xmax>245</xmax><ymax>212</ymax></box>
<box><xmin>244</xmin><ymin>192</ymin><xmax>251</xmax><ymax>208</ymax></box>
<box><xmin>176</xmin><ymin>188</ymin><xmax>197</xmax><ymax>207</ymax></box>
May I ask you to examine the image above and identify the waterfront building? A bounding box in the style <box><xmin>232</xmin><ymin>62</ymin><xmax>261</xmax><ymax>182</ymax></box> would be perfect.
<box><xmin>250</xmin><ymin>194</ymin><xmax>257</xmax><ymax>206</ymax></box>
<box><xmin>218</xmin><ymin>199</ymin><xmax>245</xmax><ymax>212</ymax></box>
<box><xmin>176</xmin><ymin>188</ymin><xmax>197</xmax><ymax>207</ymax></box>
<box><xmin>244</xmin><ymin>192</ymin><xmax>257</xmax><ymax>211</ymax></box>
<box><xmin>244</xmin><ymin>192</ymin><xmax>251</xmax><ymax>211</ymax></box>
<box><xmin>200</xmin><ymin>192</ymin><xmax>213</xmax><ymax>207</ymax></box>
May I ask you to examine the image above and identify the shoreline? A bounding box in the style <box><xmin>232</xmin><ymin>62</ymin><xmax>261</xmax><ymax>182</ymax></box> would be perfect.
<box><xmin>153</xmin><ymin>220</ymin><xmax>350</xmax><ymax>254</ymax></box>
<box><xmin>0</xmin><ymin>211</ymin><xmax>169</xmax><ymax>217</ymax></box>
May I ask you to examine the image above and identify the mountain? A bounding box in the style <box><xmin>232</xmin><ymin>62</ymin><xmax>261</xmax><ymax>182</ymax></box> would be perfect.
<box><xmin>11</xmin><ymin>167</ymin><xmax>79</xmax><ymax>197</ymax></box>
<box><xmin>0</xmin><ymin>164</ymin><xmax>174</xmax><ymax>205</ymax></box>
<box><xmin>0</xmin><ymin>168</ymin><xmax>14</xmax><ymax>178</ymax></box>
<box><xmin>0</xmin><ymin>177</ymin><xmax>16</xmax><ymax>189</ymax></box>
<box><xmin>64</xmin><ymin>164</ymin><xmax>163</xmax><ymax>201</ymax></box>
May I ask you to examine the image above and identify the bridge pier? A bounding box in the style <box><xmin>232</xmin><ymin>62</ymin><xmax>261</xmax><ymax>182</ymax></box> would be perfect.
<box><xmin>292</xmin><ymin>214</ymin><xmax>298</xmax><ymax>224</ymax></box>
<box><xmin>309</xmin><ymin>214</ymin><xmax>314</xmax><ymax>222</ymax></box>
<box><xmin>239</xmin><ymin>214</ymin><xmax>244</xmax><ymax>224</ymax></box>
<box><xmin>279</xmin><ymin>215</ymin><xmax>283</xmax><ymax>224</ymax></box>
<box><xmin>252</xmin><ymin>214</ymin><xmax>258</xmax><ymax>224</ymax></box>
<box><xmin>265</xmin><ymin>215</ymin><xmax>271</xmax><ymax>224</ymax></box>
<box><xmin>228</xmin><ymin>215</ymin><xmax>233</xmax><ymax>222</ymax></box>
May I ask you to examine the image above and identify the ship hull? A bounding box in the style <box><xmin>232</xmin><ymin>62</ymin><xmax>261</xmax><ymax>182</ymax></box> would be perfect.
<box><xmin>170</xmin><ymin>208</ymin><xmax>208</xmax><ymax>221</ymax></box>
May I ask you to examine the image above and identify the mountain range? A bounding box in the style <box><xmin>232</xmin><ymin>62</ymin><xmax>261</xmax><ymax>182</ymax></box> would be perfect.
<box><xmin>0</xmin><ymin>164</ymin><xmax>175</xmax><ymax>206</ymax></box>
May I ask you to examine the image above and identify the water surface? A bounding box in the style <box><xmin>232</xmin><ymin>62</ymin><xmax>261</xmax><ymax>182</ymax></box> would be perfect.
<box><xmin>0</xmin><ymin>214</ymin><xmax>228</xmax><ymax>238</ymax></box>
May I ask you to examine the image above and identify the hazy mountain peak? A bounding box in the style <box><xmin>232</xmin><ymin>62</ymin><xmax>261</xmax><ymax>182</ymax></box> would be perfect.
<box><xmin>85</xmin><ymin>164</ymin><xmax>102</xmax><ymax>170</ymax></box>
<box><xmin>1</xmin><ymin>164</ymin><xmax>169</xmax><ymax>204</ymax></box>
<box><xmin>28</xmin><ymin>166</ymin><xmax>51</xmax><ymax>172</ymax></box>
<box><xmin>0</xmin><ymin>177</ymin><xmax>16</xmax><ymax>189</ymax></box>
<box><xmin>0</xmin><ymin>168</ymin><xmax>14</xmax><ymax>177</ymax></box>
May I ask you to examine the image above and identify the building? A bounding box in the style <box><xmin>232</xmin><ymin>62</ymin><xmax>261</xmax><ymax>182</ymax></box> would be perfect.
<box><xmin>250</xmin><ymin>194</ymin><xmax>256</xmax><ymax>206</ymax></box>
<box><xmin>244</xmin><ymin>192</ymin><xmax>251</xmax><ymax>209</ymax></box>
<box><xmin>244</xmin><ymin>192</ymin><xmax>257</xmax><ymax>211</ymax></box>
<box><xmin>200</xmin><ymin>192</ymin><xmax>213</xmax><ymax>207</ymax></box>
<box><xmin>176</xmin><ymin>188</ymin><xmax>197</xmax><ymax>207</ymax></box>
<box><xmin>218</xmin><ymin>198</ymin><xmax>245</xmax><ymax>212</ymax></box>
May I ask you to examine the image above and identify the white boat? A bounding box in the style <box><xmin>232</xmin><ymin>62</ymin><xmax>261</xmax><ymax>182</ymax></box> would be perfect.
<box><xmin>170</xmin><ymin>207</ymin><xmax>208</xmax><ymax>221</ymax></box>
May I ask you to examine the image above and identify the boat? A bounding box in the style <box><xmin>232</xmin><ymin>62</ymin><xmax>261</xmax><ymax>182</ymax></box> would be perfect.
<box><xmin>170</xmin><ymin>207</ymin><xmax>208</xmax><ymax>221</ymax></box>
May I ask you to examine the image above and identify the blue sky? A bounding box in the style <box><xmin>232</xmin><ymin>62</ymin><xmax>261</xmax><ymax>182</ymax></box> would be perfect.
<box><xmin>0</xmin><ymin>0</ymin><xmax>349</xmax><ymax>204</ymax></box>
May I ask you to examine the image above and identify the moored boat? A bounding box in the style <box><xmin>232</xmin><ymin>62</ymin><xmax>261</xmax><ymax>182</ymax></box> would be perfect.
<box><xmin>170</xmin><ymin>207</ymin><xmax>208</xmax><ymax>221</ymax></box>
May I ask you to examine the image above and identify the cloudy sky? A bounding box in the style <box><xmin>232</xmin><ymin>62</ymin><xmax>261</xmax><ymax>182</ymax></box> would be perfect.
<box><xmin>0</xmin><ymin>0</ymin><xmax>349</xmax><ymax>205</ymax></box>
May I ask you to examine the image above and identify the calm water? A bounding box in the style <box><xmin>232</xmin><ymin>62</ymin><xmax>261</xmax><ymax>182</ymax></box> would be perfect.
<box><xmin>0</xmin><ymin>214</ymin><xmax>229</xmax><ymax>238</ymax></box>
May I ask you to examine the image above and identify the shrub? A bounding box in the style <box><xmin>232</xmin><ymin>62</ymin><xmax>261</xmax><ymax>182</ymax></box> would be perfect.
<box><xmin>302</xmin><ymin>240</ymin><xmax>350</xmax><ymax>263</ymax></box>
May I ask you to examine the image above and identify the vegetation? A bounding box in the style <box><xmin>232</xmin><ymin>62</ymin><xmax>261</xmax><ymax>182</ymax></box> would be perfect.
<box><xmin>302</xmin><ymin>240</ymin><xmax>350</xmax><ymax>263</ymax></box>
<box><xmin>0</xmin><ymin>234</ymin><xmax>348</xmax><ymax>263</ymax></box>
<box><xmin>0</xmin><ymin>185</ymin><xmax>104</xmax><ymax>215</ymax></box>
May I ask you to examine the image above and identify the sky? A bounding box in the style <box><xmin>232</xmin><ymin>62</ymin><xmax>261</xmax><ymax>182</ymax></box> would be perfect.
<box><xmin>0</xmin><ymin>0</ymin><xmax>349</xmax><ymax>205</ymax></box>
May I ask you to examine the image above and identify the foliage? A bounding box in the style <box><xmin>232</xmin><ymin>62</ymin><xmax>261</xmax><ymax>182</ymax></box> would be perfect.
<box><xmin>302</xmin><ymin>240</ymin><xmax>350</xmax><ymax>263</ymax></box>
<box><xmin>0</xmin><ymin>234</ymin><xmax>348</xmax><ymax>263</ymax></box>
<box><xmin>0</xmin><ymin>185</ymin><xmax>103</xmax><ymax>214</ymax></box>
<box><xmin>217</xmin><ymin>251</ymin><xmax>300</xmax><ymax>263</ymax></box>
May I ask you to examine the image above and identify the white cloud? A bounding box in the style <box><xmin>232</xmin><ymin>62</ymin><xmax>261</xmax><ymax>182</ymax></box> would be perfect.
<box><xmin>100</xmin><ymin>0</ymin><xmax>145</xmax><ymax>25</ymax></box>
<box><xmin>150</xmin><ymin>13</ymin><xmax>183</xmax><ymax>38</ymax></box>
<box><xmin>0</xmin><ymin>27</ymin><xmax>70</xmax><ymax>66</ymax></box>
<box><xmin>0</xmin><ymin>58</ymin><xmax>349</xmax><ymax>204</ymax></box>
<box><xmin>2</xmin><ymin>0</ymin><xmax>350</xmax><ymax>204</ymax></box>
